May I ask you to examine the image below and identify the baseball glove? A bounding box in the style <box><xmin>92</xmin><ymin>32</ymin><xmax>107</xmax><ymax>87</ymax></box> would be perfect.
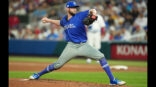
<box><xmin>83</xmin><ymin>14</ymin><xmax>98</xmax><ymax>26</ymax></box>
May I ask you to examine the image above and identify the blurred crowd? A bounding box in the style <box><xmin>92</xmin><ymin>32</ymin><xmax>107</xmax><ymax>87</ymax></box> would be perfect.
<box><xmin>9</xmin><ymin>0</ymin><xmax>147</xmax><ymax>42</ymax></box>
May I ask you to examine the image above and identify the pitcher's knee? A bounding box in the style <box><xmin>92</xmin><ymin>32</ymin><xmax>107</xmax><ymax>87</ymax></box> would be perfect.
<box><xmin>95</xmin><ymin>53</ymin><xmax>105</xmax><ymax>60</ymax></box>
<box><xmin>54</xmin><ymin>63</ymin><xmax>63</xmax><ymax>70</ymax></box>
<box><xmin>100</xmin><ymin>53</ymin><xmax>105</xmax><ymax>58</ymax></box>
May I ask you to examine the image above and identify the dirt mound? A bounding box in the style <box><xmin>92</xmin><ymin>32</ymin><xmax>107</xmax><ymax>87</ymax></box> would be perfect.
<box><xmin>9</xmin><ymin>78</ymin><xmax>128</xmax><ymax>87</ymax></box>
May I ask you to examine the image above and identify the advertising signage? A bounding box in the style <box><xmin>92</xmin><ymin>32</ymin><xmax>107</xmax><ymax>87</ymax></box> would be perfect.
<box><xmin>111</xmin><ymin>44</ymin><xmax>147</xmax><ymax>60</ymax></box>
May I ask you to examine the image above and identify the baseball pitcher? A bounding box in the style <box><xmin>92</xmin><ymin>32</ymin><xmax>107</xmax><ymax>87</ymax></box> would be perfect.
<box><xmin>29</xmin><ymin>1</ymin><xmax>126</xmax><ymax>85</ymax></box>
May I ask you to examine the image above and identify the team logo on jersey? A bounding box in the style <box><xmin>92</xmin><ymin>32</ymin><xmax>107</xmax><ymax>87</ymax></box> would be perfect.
<box><xmin>64</xmin><ymin>24</ymin><xmax>76</xmax><ymax>30</ymax></box>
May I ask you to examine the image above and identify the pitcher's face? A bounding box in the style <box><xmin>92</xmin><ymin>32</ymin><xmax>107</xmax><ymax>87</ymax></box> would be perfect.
<box><xmin>67</xmin><ymin>8</ymin><xmax>77</xmax><ymax>16</ymax></box>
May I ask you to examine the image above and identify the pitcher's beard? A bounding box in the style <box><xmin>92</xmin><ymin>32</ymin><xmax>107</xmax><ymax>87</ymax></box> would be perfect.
<box><xmin>69</xmin><ymin>11</ymin><xmax>76</xmax><ymax>16</ymax></box>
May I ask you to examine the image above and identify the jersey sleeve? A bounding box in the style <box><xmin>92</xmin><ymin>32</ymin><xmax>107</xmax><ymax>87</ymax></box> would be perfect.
<box><xmin>60</xmin><ymin>15</ymin><xmax>66</xmax><ymax>27</ymax></box>
<box><xmin>60</xmin><ymin>19</ymin><xmax>64</xmax><ymax>27</ymax></box>
<box><xmin>77</xmin><ymin>10</ymin><xmax>89</xmax><ymax>20</ymax></box>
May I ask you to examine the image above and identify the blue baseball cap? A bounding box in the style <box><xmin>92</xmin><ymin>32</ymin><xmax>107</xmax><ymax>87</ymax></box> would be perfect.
<box><xmin>66</xmin><ymin>1</ymin><xmax>79</xmax><ymax>8</ymax></box>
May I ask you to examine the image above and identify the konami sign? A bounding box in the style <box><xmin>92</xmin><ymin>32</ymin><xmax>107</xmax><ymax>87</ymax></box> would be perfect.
<box><xmin>111</xmin><ymin>44</ymin><xmax>147</xmax><ymax>60</ymax></box>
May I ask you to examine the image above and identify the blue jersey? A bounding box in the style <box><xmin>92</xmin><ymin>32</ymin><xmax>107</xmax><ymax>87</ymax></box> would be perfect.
<box><xmin>60</xmin><ymin>10</ymin><xmax>89</xmax><ymax>43</ymax></box>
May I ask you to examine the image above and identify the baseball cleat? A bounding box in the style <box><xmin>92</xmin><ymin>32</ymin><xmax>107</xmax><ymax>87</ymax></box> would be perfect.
<box><xmin>29</xmin><ymin>73</ymin><xmax>40</xmax><ymax>80</ymax></box>
<box><xmin>109</xmin><ymin>78</ymin><xmax>126</xmax><ymax>85</ymax></box>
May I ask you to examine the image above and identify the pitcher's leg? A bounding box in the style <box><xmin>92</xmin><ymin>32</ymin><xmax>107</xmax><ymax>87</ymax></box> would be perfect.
<box><xmin>78</xmin><ymin>42</ymin><xmax>104</xmax><ymax>60</ymax></box>
<box><xmin>53</xmin><ymin>45</ymin><xmax>77</xmax><ymax>70</ymax></box>
<box><xmin>78</xmin><ymin>43</ymin><xmax>114</xmax><ymax>81</ymax></box>
<box><xmin>99</xmin><ymin>57</ymin><xmax>114</xmax><ymax>81</ymax></box>
<box><xmin>38</xmin><ymin>46</ymin><xmax>76</xmax><ymax>76</ymax></box>
<box><xmin>29</xmin><ymin>43</ymin><xmax>77</xmax><ymax>79</ymax></box>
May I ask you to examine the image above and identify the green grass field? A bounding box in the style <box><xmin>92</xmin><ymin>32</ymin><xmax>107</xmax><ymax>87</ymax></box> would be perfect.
<box><xmin>9</xmin><ymin>56</ymin><xmax>147</xmax><ymax>87</ymax></box>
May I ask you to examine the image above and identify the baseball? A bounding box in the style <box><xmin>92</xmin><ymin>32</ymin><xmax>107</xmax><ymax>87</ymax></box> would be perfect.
<box><xmin>86</xmin><ymin>58</ymin><xmax>92</xmax><ymax>63</ymax></box>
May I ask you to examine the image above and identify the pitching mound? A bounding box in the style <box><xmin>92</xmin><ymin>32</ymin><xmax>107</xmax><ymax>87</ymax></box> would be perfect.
<box><xmin>9</xmin><ymin>78</ymin><xmax>128</xmax><ymax>87</ymax></box>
